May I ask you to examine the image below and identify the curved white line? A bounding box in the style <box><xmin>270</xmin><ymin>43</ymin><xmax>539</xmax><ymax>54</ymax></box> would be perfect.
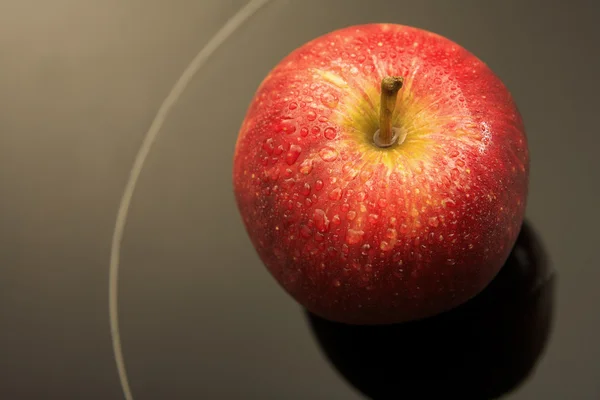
<box><xmin>108</xmin><ymin>1</ymin><xmax>273</xmax><ymax>398</ymax></box>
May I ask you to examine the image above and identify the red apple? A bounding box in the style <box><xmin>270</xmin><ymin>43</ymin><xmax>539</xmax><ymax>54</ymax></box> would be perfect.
<box><xmin>232</xmin><ymin>23</ymin><xmax>529</xmax><ymax>325</ymax></box>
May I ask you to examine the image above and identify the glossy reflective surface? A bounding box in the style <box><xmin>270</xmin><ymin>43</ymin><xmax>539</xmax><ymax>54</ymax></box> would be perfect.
<box><xmin>1</xmin><ymin>0</ymin><xmax>598</xmax><ymax>399</ymax></box>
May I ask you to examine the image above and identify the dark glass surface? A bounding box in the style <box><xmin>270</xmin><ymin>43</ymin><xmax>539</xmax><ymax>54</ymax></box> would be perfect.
<box><xmin>1</xmin><ymin>0</ymin><xmax>598</xmax><ymax>399</ymax></box>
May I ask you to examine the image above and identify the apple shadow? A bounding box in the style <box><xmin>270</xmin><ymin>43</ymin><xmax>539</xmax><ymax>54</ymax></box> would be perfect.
<box><xmin>305</xmin><ymin>221</ymin><xmax>555</xmax><ymax>400</ymax></box>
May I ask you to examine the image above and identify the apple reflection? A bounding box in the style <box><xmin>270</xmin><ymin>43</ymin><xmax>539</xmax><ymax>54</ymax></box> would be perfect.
<box><xmin>306</xmin><ymin>222</ymin><xmax>555</xmax><ymax>400</ymax></box>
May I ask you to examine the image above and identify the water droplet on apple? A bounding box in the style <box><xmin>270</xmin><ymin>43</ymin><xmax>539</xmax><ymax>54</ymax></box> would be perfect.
<box><xmin>329</xmin><ymin>188</ymin><xmax>342</xmax><ymax>200</ymax></box>
<box><xmin>285</xmin><ymin>145</ymin><xmax>301</xmax><ymax>165</ymax></box>
<box><xmin>360</xmin><ymin>169</ymin><xmax>373</xmax><ymax>181</ymax></box>
<box><xmin>262</xmin><ymin>138</ymin><xmax>274</xmax><ymax>155</ymax></box>
<box><xmin>319</xmin><ymin>146</ymin><xmax>338</xmax><ymax>162</ymax></box>
<box><xmin>301</xmin><ymin>182</ymin><xmax>311</xmax><ymax>196</ymax></box>
<box><xmin>307</xmin><ymin>110</ymin><xmax>317</xmax><ymax>121</ymax></box>
<box><xmin>347</xmin><ymin>167</ymin><xmax>359</xmax><ymax>179</ymax></box>
<box><xmin>300</xmin><ymin>127</ymin><xmax>309</xmax><ymax>137</ymax></box>
<box><xmin>333</xmin><ymin>279</ymin><xmax>341</xmax><ymax>287</ymax></box>
<box><xmin>357</xmin><ymin>55</ymin><xmax>366</xmax><ymax>63</ymax></box>
<box><xmin>282</xmin><ymin>178</ymin><xmax>295</xmax><ymax>190</ymax></box>
<box><xmin>347</xmin><ymin>210</ymin><xmax>356</xmax><ymax>220</ymax></box>
<box><xmin>324</xmin><ymin>127</ymin><xmax>337</xmax><ymax>140</ymax></box>
<box><xmin>364</xmin><ymin>64</ymin><xmax>375</xmax><ymax>73</ymax></box>
<box><xmin>380</xmin><ymin>240</ymin><xmax>393</xmax><ymax>251</ymax></box>
<box><xmin>368</xmin><ymin>214</ymin><xmax>379</xmax><ymax>224</ymax></box>
<box><xmin>449</xmin><ymin>149</ymin><xmax>459</xmax><ymax>158</ymax></box>
<box><xmin>278</xmin><ymin>120</ymin><xmax>297</xmax><ymax>135</ymax></box>
<box><xmin>456</xmin><ymin>159</ymin><xmax>465</xmax><ymax>167</ymax></box>
<box><xmin>357</xmin><ymin>192</ymin><xmax>367</xmax><ymax>201</ymax></box>
<box><xmin>321</xmin><ymin>93</ymin><xmax>339</xmax><ymax>108</ymax></box>
<box><xmin>299</xmin><ymin>159</ymin><xmax>313</xmax><ymax>175</ymax></box>
<box><xmin>386</xmin><ymin>228</ymin><xmax>397</xmax><ymax>240</ymax></box>
<box><xmin>346</xmin><ymin>229</ymin><xmax>364</xmax><ymax>245</ymax></box>
<box><xmin>447</xmin><ymin>258</ymin><xmax>456</xmax><ymax>266</ymax></box>
<box><xmin>332</xmin><ymin>214</ymin><xmax>341</xmax><ymax>225</ymax></box>
<box><xmin>428</xmin><ymin>216</ymin><xmax>439</xmax><ymax>227</ymax></box>
<box><xmin>315</xmin><ymin>180</ymin><xmax>324</xmax><ymax>191</ymax></box>
<box><xmin>318</xmin><ymin>116</ymin><xmax>329</xmax><ymax>123</ymax></box>
<box><xmin>289</xmin><ymin>102</ymin><xmax>298</xmax><ymax>110</ymax></box>
<box><xmin>377</xmin><ymin>198</ymin><xmax>387</xmax><ymax>208</ymax></box>
<box><xmin>313</xmin><ymin>209</ymin><xmax>330</xmax><ymax>232</ymax></box>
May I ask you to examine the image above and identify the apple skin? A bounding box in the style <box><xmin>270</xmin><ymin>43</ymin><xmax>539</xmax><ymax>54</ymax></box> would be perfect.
<box><xmin>233</xmin><ymin>23</ymin><xmax>529</xmax><ymax>325</ymax></box>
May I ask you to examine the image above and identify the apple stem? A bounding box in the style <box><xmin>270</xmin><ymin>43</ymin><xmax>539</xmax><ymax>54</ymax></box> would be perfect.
<box><xmin>374</xmin><ymin>76</ymin><xmax>404</xmax><ymax>148</ymax></box>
